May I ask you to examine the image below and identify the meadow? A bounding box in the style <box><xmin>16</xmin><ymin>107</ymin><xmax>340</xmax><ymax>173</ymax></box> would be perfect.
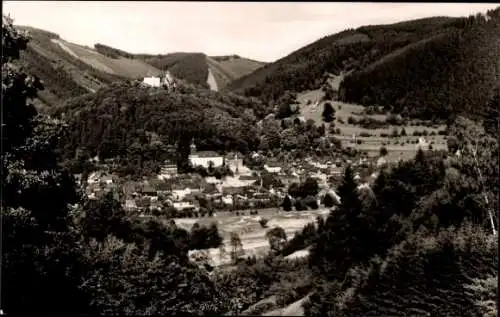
<box><xmin>172</xmin><ymin>208</ymin><xmax>330</xmax><ymax>266</ymax></box>
<box><xmin>296</xmin><ymin>77</ymin><xmax>448</xmax><ymax>162</ymax></box>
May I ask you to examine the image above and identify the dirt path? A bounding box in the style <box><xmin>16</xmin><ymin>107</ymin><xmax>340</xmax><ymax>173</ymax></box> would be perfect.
<box><xmin>51</xmin><ymin>39</ymin><xmax>79</xmax><ymax>58</ymax></box>
<box><xmin>207</xmin><ymin>68</ymin><xmax>218</xmax><ymax>91</ymax></box>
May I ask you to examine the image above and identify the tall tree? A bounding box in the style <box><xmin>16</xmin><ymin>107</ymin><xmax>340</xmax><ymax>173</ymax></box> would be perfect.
<box><xmin>282</xmin><ymin>195</ymin><xmax>293</xmax><ymax>211</ymax></box>
<box><xmin>322</xmin><ymin>102</ymin><xmax>335</xmax><ymax>123</ymax></box>
<box><xmin>230</xmin><ymin>232</ymin><xmax>244</xmax><ymax>264</ymax></box>
<box><xmin>1</xmin><ymin>15</ymin><xmax>87</xmax><ymax>313</ymax></box>
<box><xmin>266</xmin><ymin>226</ymin><xmax>288</xmax><ymax>254</ymax></box>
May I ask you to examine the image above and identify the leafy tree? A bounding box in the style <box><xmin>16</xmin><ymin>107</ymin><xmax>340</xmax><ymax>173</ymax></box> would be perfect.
<box><xmin>80</xmin><ymin>192</ymin><xmax>128</xmax><ymax>242</ymax></box>
<box><xmin>282</xmin><ymin>195</ymin><xmax>293</xmax><ymax>211</ymax></box>
<box><xmin>259</xmin><ymin>218</ymin><xmax>269</xmax><ymax>228</ymax></box>
<box><xmin>80</xmin><ymin>236</ymin><xmax>230</xmax><ymax>315</ymax></box>
<box><xmin>301</xmin><ymin>177</ymin><xmax>320</xmax><ymax>198</ymax></box>
<box><xmin>309</xmin><ymin>165</ymin><xmax>364</xmax><ymax>279</ymax></box>
<box><xmin>295</xmin><ymin>199</ymin><xmax>307</xmax><ymax>211</ymax></box>
<box><xmin>266</xmin><ymin>227</ymin><xmax>288</xmax><ymax>254</ymax></box>
<box><xmin>322</xmin><ymin>193</ymin><xmax>335</xmax><ymax>207</ymax></box>
<box><xmin>379</xmin><ymin>146</ymin><xmax>388</xmax><ymax>157</ymax></box>
<box><xmin>322</xmin><ymin>102</ymin><xmax>335</xmax><ymax>123</ymax></box>
<box><xmin>230</xmin><ymin>232</ymin><xmax>245</xmax><ymax>264</ymax></box>
<box><xmin>1</xmin><ymin>15</ymin><xmax>87</xmax><ymax>313</ymax></box>
<box><xmin>288</xmin><ymin>182</ymin><xmax>302</xmax><ymax>198</ymax></box>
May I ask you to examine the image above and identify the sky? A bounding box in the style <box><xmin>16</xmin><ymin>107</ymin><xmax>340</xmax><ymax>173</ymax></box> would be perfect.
<box><xmin>3</xmin><ymin>2</ymin><xmax>499</xmax><ymax>62</ymax></box>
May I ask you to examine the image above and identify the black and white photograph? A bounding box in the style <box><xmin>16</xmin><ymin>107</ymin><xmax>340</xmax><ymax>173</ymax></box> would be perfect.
<box><xmin>1</xmin><ymin>1</ymin><xmax>499</xmax><ymax>315</ymax></box>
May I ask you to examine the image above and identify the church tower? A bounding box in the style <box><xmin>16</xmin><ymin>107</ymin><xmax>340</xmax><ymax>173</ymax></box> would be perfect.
<box><xmin>190</xmin><ymin>140</ymin><xmax>197</xmax><ymax>155</ymax></box>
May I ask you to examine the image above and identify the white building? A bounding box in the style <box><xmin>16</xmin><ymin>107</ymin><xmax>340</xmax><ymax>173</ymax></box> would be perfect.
<box><xmin>142</xmin><ymin>71</ymin><xmax>176</xmax><ymax>88</ymax></box>
<box><xmin>416</xmin><ymin>137</ymin><xmax>430</xmax><ymax>150</ymax></box>
<box><xmin>171</xmin><ymin>187</ymin><xmax>201</xmax><ymax>201</ymax></box>
<box><xmin>158</xmin><ymin>163</ymin><xmax>178</xmax><ymax>180</ymax></box>
<box><xmin>264</xmin><ymin>164</ymin><xmax>282</xmax><ymax>174</ymax></box>
<box><xmin>173</xmin><ymin>201</ymin><xmax>196</xmax><ymax>211</ymax></box>
<box><xmin>143</xmin><ymin>76</ymin><xmax>161</xmax><ymax>87</ymax></box>
<box><xmin>188</xmin><ymin>142</ymin><xmax>224</xmax><ymax>169</ymax></box>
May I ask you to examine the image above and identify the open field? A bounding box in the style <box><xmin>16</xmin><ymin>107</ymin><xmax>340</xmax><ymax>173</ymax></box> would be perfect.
<box><xmin>53</xmin><ymin>39</ymin><xmax>161</xmax><ymax>78</ymax></box>
<box><xmin>296</xmin><ymin>82</ymin><xmax>448</xmax><ymax>162</ymax></box>
<box><xmin>172</xmin><ymin>208</ymin><xmax>330</xmax><ymax>266</ymax></box>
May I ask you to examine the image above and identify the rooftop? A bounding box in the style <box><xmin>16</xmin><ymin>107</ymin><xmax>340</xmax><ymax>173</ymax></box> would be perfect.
<box><xmin>190</xmin><ymin>151</ymin><xmax>222</xmax><ymax>158</ymax></box>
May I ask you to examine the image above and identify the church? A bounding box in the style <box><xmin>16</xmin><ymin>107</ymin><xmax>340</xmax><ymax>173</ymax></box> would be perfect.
<box><xmin>188</xmin><ymin>142</ymin><xmax>224</xmax><ymax>169</ymax></box>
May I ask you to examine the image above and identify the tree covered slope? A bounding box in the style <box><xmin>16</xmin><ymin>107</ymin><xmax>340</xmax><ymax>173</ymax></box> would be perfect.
<box><xmin>227</xmin><ymin>9</ymin><xmax>500</xmax><ymax>121</ymax></box>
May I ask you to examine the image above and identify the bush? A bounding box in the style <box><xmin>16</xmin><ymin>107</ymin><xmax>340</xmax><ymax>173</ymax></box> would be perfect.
<box><xmin>380</xmin><ymin>133</ymin><xmax>389</xmax><ymax>137</ymax></box>
<box><xmin>304</xmin><ymin>196</ymin><xmax>319</xmax><ymax>209</ymax></box>
<box><xmin>294</xmin><ymin>199</ymin><xmax>307</xmax><ymax>211</ymax></box>
<box><xmin>347</xmin><ymin>116</ymin><xmax>357</xmax><ymax>124</ymax></box>
<box><xmin>438</xmin><ymin>130</ymin><xmax>447</xmax><ymax>136</ymax></box>
<box><xmin>359</xmin><ymin>132</ymin><xmax>371</xmax><ymax>137</ymax></box>
<box><xmin>337</xmin><ymin>117</ymin><xmax>344</xmax><ymax>124</ymax></box>
<box><xmin>259</xmin><ymin>218</ymin><xmax>269</xmax><ymax>228</ymax></box>
<box><xmin>356</xmin><ymin>139</ymin><xmax>363</xmax><ymax>145</ymax></box>
<box><xmin>379</xmin><ymin>146</ymin><xmax>388</xmax><ymax>156</ymax></box>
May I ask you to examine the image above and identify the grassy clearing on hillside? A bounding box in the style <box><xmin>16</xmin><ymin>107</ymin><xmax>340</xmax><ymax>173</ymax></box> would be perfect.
<box><xmin>297</xmin><ymin>86</ymin><xmax>448</xmax><ymax>162</ymax></box>
<box><xmin>60</xmin><ymin>40</ymin><xmax>161</xmax><ymax>78</ymax></box>
<box><xmin>207</xmin><ymin>56</ymin><xmax>266</xmax><ymax>89</ymax></box>
<box><xmin>217</xmin><ymin>57</ymin><xmax>266</xmax><ymax>79</ymax></box>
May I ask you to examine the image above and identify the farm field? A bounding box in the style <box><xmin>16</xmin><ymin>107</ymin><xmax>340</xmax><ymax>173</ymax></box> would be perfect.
<box><xmin>171</xmin><ymin>208</ymin><xmax>330</xmax><ymax>266</ymax></box>
<box><xmin>296</xmin><ymin>80</ymin><xmax>448</xmax><ymax>163</ymax></box>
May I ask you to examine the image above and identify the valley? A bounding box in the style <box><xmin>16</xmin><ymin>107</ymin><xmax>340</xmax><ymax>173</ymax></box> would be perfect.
<box><xmin>3</xmin><ymin>4</ymin><xmax>499</xmax><ymax>317</ymax></box>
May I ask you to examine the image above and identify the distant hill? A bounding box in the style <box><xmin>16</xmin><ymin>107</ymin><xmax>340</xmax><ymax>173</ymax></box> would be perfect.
<box><xmin>137</xmin><ymin>52</ymin><xmax>266</xmax><ymax>90</ymax></box>
<box><xmin>16</xmin><ymin>26</ymin><xmax>161</xmax><ymax>108</ymax></box>
<box><xmin>51</xmin><ymin>81</ymin><xmax>268</xmax><ymax>176</ymax></box>
<box><xmin>15</xmin><ymin>26</ymin><xmax>266</xmax><ymax>108</ymax></box>
<box><xmin>226</xmin><ymin>9</ymin><xmax>500</xmax><ymax>121</ymax></box>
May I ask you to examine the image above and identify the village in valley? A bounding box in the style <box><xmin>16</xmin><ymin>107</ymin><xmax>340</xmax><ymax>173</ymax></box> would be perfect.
<box><xmin>80</xmin><ymin>71</ymin><xmax>447</xmax><ymax>265</ymax></box>
<box><xmin>4</xmin><ymin>2</ymin><xmax>499</xmax><ymax>316</ymax></box>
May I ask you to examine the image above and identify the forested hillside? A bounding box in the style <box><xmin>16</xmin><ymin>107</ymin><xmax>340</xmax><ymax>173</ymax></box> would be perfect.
<box><xmin>4</xmin><ymin>10</ymin><xmax>499</xmax><ymax>317</ymax></box>
<box><xmin>53</xmin><ymin>82</ymin><xmax>261</xmax><ymax>173</ymax></box>
<box><xmin>226</xmin><ymin>17</ymin><xmax>465</xmax><ymax>100</ymax></box>
<box><xmin>137</xmin><ymin>52</ymin><xmax>210</xmax><ymax>88</ymax></box>
<box><xmin>52</xmin><ymin>82</ymin><xmax>340</xmax><ymax>177</ymax></box>
<box><xmin>340</xmin><ymin>9</ymin><xmax>500</xmax><ymax>120</ymax></box>
<box><xmin>138</xmin><ymin>52</ymin><xmax>266</xmax><ymax>89</ymax></box>
<box><xmin>227</xmin><ymin>9</ymin><xmax>500</xmax><ymax>121</ymax></box>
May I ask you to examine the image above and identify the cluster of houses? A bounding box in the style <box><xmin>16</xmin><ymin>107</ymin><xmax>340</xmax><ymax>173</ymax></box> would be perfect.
<box><xmin>81</xmin><ymin>140</ymin><xmax>396</xmax><ymax>217</ymax></box>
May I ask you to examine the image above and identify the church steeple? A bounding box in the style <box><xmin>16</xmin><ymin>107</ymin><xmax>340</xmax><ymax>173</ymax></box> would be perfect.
<box><xmin>190</xmin><ymin>140</ymin><xmax>197</xmax><ymax>154</ymax></box>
